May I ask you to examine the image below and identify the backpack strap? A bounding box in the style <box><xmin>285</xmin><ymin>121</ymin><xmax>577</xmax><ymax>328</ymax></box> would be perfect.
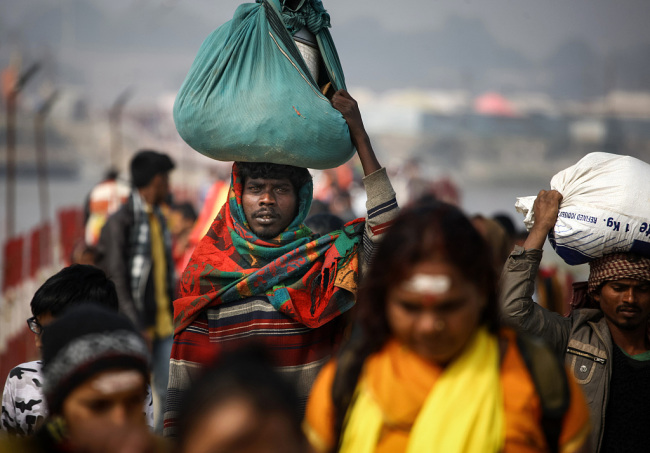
<box><xmin>516</xmin><ymin>333</ymin><xmax>571</xmax><ymax>453</ymax></box>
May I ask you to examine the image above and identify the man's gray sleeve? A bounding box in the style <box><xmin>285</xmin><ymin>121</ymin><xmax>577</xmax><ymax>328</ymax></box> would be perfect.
<box><xmin>499</xmin><ymin>246</ymin><xmax>572</xmax><ymax>356</ymax></box>
<box><xmin>360</xmin><ymin>167</ymin><xmax>399</xmax><ymax>271</ymax></box>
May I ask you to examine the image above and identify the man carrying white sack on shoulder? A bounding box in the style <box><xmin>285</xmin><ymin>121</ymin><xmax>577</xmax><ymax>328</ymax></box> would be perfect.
<box><xmin>500</xmin><ymin>189</ymin><xmax>650</xmax><ymax>453</ymax></box>
<box><xmin>164</xmin><ymin>90</ymin><xmax>399</xmax><ymax>437</ymax></box>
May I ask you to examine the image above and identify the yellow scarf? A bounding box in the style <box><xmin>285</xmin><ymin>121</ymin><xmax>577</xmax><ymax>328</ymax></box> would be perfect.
<box><xmin>149</xmin><ymin>212</ymin><xmax>173</xmax><ymax>338</ymax></box>
<box><xmin>339</xmin><ymin>327</ymin><xmax>504</xmax><ymax>453</ymax></box>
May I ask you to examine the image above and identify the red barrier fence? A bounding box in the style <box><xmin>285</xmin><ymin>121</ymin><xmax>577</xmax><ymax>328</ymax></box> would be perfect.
<box><xmin>58</xmin><ymin>208</ymin><xmax>85</xmax><ymax>266</ymax></box>
<box><xmin>0</xmin><ymin>182</ymin><xmax>199</xmax><ymax>378</ymax></box>
<box><xmin>2</xmin><ymin>236</ymin><xmax>24</xmax><ymax>294</ymax></box>
<box><xmin>0</xmin><ymin>207</ymin><xmax>84</xmax><ymax>380</ymax></box>
<box><xmin>30</xmin><ymin>224</ymin><xmax>52</xmax><ymax>279</ymax></box>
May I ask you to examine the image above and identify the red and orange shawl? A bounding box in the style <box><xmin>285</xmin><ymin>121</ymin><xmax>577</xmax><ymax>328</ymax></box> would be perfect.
<box><xmin>173</xmin><ymin>163</ymin><xmax>364</xmax><ymax>334</ymax></box>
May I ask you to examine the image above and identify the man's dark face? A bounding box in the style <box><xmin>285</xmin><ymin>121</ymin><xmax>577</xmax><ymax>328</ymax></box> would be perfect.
<box><xmin>150</xmin><ymin>173</ymin><xmax>170</xmax><ymax>206</ymax></box>
<box><xmin>242</xmin><ymin>177</ymin><xmax>298</xmax><ymax>239</ymax></box>
<box><xmin>594</xmin><ymin>278</ymin><xmax>650</xmax><ymax>332</ymax></box>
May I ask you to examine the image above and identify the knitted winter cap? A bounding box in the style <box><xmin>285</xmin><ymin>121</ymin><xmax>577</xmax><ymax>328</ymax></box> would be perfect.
<box><xmin>130</xmin><ymin>149</ymin><xmax>175</xmax><ymax>188</ymax></box>
<box><xmin>41</xmin><ymin>304</ymin><xmax>150</xmax><ymax>414</ymax></box>
<box><xmin>588</xmin><ymin>253</ymin><xmax>650</xmax><ymax>294</ymax></box>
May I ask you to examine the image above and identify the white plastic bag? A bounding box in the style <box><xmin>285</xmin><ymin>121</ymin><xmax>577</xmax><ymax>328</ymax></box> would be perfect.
<box><xmin>516</xmin><ymin>152</ymin><xmax>650</xmax><ymax>265</ymax></box>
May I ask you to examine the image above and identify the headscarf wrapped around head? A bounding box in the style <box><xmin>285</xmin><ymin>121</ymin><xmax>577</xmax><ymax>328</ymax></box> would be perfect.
<box><xmin>570</xmin><ymin>253</ymin><xmax>650</xmax><ymax>310</ymax></box>
<box><xmin>173</xmin><ymin>162</ymin><xmax>365</xmax><ymax>334</ymax></box>
<box><xmin>588</xmin><ymin>253</ymin><xmax>650</xmax><ymax>294</ymax></box>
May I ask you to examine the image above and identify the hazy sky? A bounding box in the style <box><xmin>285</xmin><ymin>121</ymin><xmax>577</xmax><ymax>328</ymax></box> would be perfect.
<box><xmin>7</xmin><ymin>0</ymin><xmax>650</xmax><ymax>61</ymax></box>
<box><xmin>99</xmin><ymin>0</ymin><xmax>650</xmax><ymax>60</ymax></box>
<box><xmin>329</xmin><ymin>0</ymin><xmax>650</xmax><ymax>59</ymax></box>
<box><xmin>2</xmin><ymin>0</ymin><xmax>650</xmax><ymax>106</ymax></box>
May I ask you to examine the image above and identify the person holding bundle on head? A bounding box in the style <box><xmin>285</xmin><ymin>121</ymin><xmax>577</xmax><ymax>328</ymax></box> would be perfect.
<box><xmin>502</xmin><ymin>153</ymin><xmax>650</xmax><ymax>452</ymax></box>
<box><xmin>501</xmin><ymin>189</ymin><xmax>650</xmax><ymax>452</ymax></box>
<box><xmin>165</xmin><ymin>90</ymin><xmax>398</xmax><ymax>437</ymax></box>
<box><xmin>167</xmin><ymin>0</ymin><xmax>399</xmax><ymax>438</ymax></box>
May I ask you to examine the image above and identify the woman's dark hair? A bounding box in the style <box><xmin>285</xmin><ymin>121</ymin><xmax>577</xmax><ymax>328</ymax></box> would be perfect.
<box><xmin>305</xmin><ymin>212</ymin><xmax>345</xmax><ymax>236</ymax></box>
<box><xmin>332</xmin><ymin>198</ymin><xmax>500</xmax><ymax>446</ymax></box>
<box><xmin>236</xmin><ymin>162</ymin><xmax>312</xmax><ymax>192</ymax></box>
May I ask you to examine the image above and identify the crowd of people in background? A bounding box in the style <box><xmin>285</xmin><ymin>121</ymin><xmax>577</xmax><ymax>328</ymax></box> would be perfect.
<box><xmin>1</xmin><ymin>89</ymin><xmax>649</xmax><ymax>453</ymax></box>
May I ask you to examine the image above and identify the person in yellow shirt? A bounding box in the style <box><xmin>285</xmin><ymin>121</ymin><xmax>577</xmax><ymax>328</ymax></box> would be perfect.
<box><xmin>305</xmin><ymin>198</ymin><xmax>591</xmax><ymax>453</ymax></box>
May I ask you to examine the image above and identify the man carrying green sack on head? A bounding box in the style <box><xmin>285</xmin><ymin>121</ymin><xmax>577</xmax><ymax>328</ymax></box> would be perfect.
<box><xmin>164</xmin><ymin>90</ymin><xmax>399</xmax><ymax>437</ymax></box>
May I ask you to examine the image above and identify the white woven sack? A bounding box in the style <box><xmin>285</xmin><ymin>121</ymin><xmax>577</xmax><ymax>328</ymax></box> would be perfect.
<box><xmin>516</xmin><ymin>152</ymin><xmax>650</xmax><ymax>265</ymax></box>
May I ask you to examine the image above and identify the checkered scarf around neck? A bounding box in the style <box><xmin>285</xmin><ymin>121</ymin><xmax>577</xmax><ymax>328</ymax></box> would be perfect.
<box><xmin>129</xmin><ymin>190</ymin><xmax>175</xmax><ymax>316</ymax></box>
<box><xmin>588</xmin><ymin>253</ymin><xmax>650</xmax><ymax>294</ymax></box>
<box><xmin>173</xmin><ymin>162</ymin><xmax>364</xmax><ymax>334</ymax></box>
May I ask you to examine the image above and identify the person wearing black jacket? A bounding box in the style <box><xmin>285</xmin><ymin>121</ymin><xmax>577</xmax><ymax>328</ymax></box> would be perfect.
<box><xmin>96</xmin><ymin>149</ymin><xmax>175</xmax><ymax>434</ymax></box>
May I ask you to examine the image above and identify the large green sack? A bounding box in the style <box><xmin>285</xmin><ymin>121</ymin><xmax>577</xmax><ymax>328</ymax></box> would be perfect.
<box><xmin>173</xmin><ymin>0</ymin><xmax>355</xmax><ymax>170</ymax></box>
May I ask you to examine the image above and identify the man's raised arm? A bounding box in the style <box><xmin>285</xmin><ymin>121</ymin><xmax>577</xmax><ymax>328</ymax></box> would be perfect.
<box><xmin>500</xmin><ymin>189</ymin><xmax>571</xmax><ymax>355</ymax></box>
<box><xmin>332</xmin><ymin>89</ymin><xmax>398</xmax><ymax>269</ymax></box>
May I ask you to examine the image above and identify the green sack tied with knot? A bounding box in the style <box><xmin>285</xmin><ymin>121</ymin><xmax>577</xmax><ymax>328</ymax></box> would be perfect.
<box><xmin>173</xmin><ymin>0</ymin><xmax>355</xmax><ymax>170</ymax></box>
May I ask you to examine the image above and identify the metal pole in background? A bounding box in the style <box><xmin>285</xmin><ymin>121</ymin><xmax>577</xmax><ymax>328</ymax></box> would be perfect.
<box><xmin>109</xmin><ymin>89</ymin><xmax>132</xmax><ymax>174</ymax></box>
<box><xmin>34</xmin><ymin>90</ymin><xmax>59</xmax><ymax>226</ymax></box>
<box><xmin>5</xmin><ymin>63</ymin><xmax>40</xmax><ymax>239</ymax></box>
<box><xmin>34</xmin><ymin>90</ymin><xmax>59</xmax><ymax>268</ymax></box>
<box><xmin>5</xmin><ymin>90</ymin><xmax>17</xmax><ymax>239</ymax></box>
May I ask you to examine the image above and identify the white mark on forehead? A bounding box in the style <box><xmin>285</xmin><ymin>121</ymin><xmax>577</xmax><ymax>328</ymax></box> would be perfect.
<box><xmin>401</xmin><ymin>274</ymin><xmax>451</xmax><ymax>295</ymax></box>
<box><xmin>91</xmin><ymin>370</ymin><xmax>143</xmax><ymax>395</ymax></box>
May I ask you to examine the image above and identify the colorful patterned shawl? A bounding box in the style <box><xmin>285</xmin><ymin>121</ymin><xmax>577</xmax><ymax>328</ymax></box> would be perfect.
<box><xmin>173</xmin><ymin>163</ymin><xmax>364</xmax><ymax>334</ymax></box>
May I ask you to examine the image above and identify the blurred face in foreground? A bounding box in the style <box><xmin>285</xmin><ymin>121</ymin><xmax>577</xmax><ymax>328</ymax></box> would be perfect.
<box><xmin>62</xmin><ymin>369</ymin><xmax>148</xmax><ymax>450</ymax></box>
<box><xmin>151</xmin><ymin>172</ymin><xmax>170</xmax><ymax>206</ymax></box>
<box><xmin>386</xmin><ymin>260</ymin><xmax>487</xmax><ymax>366</ymax></box>
<box><xmin>180</xmin><ymin>396</ymin><xmax>307</xmax><ymax>453</ymax></box>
